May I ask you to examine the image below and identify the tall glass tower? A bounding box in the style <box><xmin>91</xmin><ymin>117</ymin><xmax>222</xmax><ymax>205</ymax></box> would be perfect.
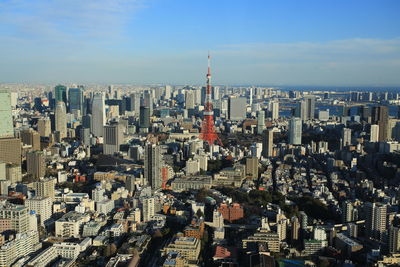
<box><xmin>0</xmin><ymin>89</ymin><xmax>14</xmax><ymax>138</ymax></box>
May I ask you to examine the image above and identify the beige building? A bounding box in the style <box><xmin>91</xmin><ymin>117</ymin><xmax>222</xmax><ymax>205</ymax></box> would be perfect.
<box><xmin>163</xmin><ymin>237</ymin><xmax>201</xmax><ymax>263</ymax></box>
<box><xmin>0</xmin><ymin>231</ymin><xmax>40</xmax><ymax>267</ymax></box>
<box><xmin>55</xmin><ymin>211</ymin><xmax>90</xmax><ymax>238</ymax></box>
<box><xmin>0</xmin><ymin>201</ymin><xmax>29</xmax><ymax>233</ymax></box>
<box><xmin>37</xmin><ymin>117</ymin><xmax>52</xmax><ymax>137</ymax></box>
<box><xmin>0</xmin><ymin>138</ymin><xmax>21</xmax><ymax>165</ymax></box>
<box><xmin>33</xmin><ymin>177</ymin><xmax>56</xmax><ymax>201</ymax></box>
<box><xmin>25</xmin><ymin>196</ymin><xmax>52</xmax><ymax>226</ymax></box>
<box><xmin>27</xmin><ymin>150</ymin><xmax>46</xmax><ymax>179</ymax></box>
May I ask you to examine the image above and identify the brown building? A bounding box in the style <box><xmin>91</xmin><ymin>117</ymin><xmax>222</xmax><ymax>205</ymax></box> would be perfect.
<box><xmin>217</xmin><ymin>203</ymin><xmax>244</xmax><ymax>223</ymax></box>
<box><xmin>20</xmin><ymin>129</ymin><xmax>41</xmax><ymax>151</ymax></box>
<box><xmin>184</xmin><ymin>217</ymin><xmax>205</xmax><ymax>239</ymax></box>
<box><xmin>372</xmin><ymin>106</ymin><xmax>389</xmax><ymax>142</ymax></box>
<box><xmin>0</xmin><ymin>138</ymin><xmax>21</xmax><ymax>165</ymax></box>
<box><xmin>27</xmin><ymin>150</ymin><xmax>46</xmax><ymax>179</ymax></box>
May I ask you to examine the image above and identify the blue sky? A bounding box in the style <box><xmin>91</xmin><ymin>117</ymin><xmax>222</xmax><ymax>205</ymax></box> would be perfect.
<box><xmin>0</xmin><ymin>0</ymin><xmax>399</xmax><ymax>86</ymax></box>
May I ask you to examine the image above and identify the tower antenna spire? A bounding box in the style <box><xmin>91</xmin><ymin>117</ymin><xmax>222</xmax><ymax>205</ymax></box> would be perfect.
<box><xmin>200</xmin><ymin>52</ymin><xmax>222</xmax><ymax>146</ymax></box>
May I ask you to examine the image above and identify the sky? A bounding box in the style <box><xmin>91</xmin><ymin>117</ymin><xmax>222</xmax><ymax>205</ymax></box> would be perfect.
<box><xmin>0</xmin><ymin>0</ymin><xmax>399</xmax><ymax>86</ymax></box>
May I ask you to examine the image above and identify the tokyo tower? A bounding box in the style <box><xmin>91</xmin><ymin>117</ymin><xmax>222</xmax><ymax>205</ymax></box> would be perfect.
<box><xmin>200</xmin><ymin>53</ymin><xmax>222</xmax><ymax>146</ymax></box>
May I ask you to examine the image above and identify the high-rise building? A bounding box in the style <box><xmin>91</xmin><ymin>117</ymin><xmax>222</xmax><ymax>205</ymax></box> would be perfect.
<box><xmin>130</xmin><ymin>93</ymin><xmax>140</xmax><ymax>115</ymax></box>
<box><xmin>139</xmin><ymin>106</ymin><xmax>151</xmax><ymax>131</ymax></box>
<box><xmin>270</xmin><ymin>100</ymin><xmax>279</xmax><ymax>120</ymax></box>
<box><xmin>91</xmin><ymin>93</ymin><xmax>106</xmax><ymax>137</ymax></box>
<box><xmin>289</xmin><ymin>117</ymin><xmax>302</xmax><ymax>145</ymax></box>
<box><xmin>372</xmin><ymin>106</ymin><xmax>389</xmax><ymax>142</ymax></box>
<box><xmin>365</xmin><ymin>202</ymin><xmax>387</xmax><ymax>241</ymax></box>
<box><xmin>20</xmin><ymin>129</ymin><xmax>41</xmax><ymax>151</ymax></box>
<box><xmin>257</xmin><ymin>110</ymin><xmax>266</xmax><ymax>135</ymax></box>
<box><xmin>33</xmin><ymin>177</ymin><xmax>56</xmax><ymax>201</ymax></box>
<box><xmin>245</xmin><ymin>157</ymin><xmax>258</xmax><ymax>179</ymax></box>
<box><xmin>0</xmin><ymin>138</ymin><xmax>21</xmax><ymax>165</ymax></box>
<box><xmin>68</xmin><ymin>87</ymin><xmax>84</xmax><ymax>115</ymax></box>
<box><xmin>143</xmin><ymin>90</ymin><xmax>153</xmax><ymax>116</ymax></box>
<box><xmin>27</xmin><ymin>151</ymin><xmax>46</xmax><ymax>179</ymax></box>
<box><xmin>304</xmin><ymin>95</ymin><xmax>316</xmax><ymax>120</ymax></box>
<box><xmin>341</xmin><ymin>201</ymin><xmax>355</xmax><ymax>223</ymax></box>
<box><xmin>141</xmin><ymin>196</ymin><xmax>155</xmax><ymax>222</ymax></box>
<box><xmin>0</xmin><ymin>89</ymin><xmax>14</xmax><ymax>138</ymax></box>
<box><xmin>228</xmin><ymin>96</ymin><xmax>246</xmax><ymax>121</ymax></box>
<box><xmin>262</xmin><ymin>129</ymin><xmax>274</xmax><ymax>157</ymax></box>
<box><xmin>295</xmin><ymin>100</ymin><xmax>307</xmax><ymax>121</ymax></box>
<box><xmin>37</xmin><ymin>117</ymin><xmax>51</xmax><ymax>137</ymax></box>
<box><xmin>54</xmin><ymin>85</ymin><xmax>67</xmax><ymax>104</ymax></box>
<box><xmin>144</xmin><ymin>144</ymin><xmax>162</xmax><ymax>190</ymax></box>
<box><xmin>185</xmin><ymin>90</ymin><xmax>195</xmax><ymax>109</ymax></box>
<box><xmin>341</xmin><ymin>128</ymin><xmax>352</xmax><ymax>148</ymax></box>
<box><xmin>25</xmin><ymin>196</ymin><xmax>52</xmax><ymax>226</ymax></box>
<box><xmin>370</xmin><ymin>124</ymin><xmax>379</xmax><ymax>142</ymax></box>
<box><xmin>389</xmin><ymin>226</ymin><xmax>400</xmax><ymax>254</ymax></box>
<box><xmin>103</xmin><ymin>123</ymin><xmax>123</xmax><ymax>155</ymax></box>
<box><xmin>291</xmin><ymin>216</ymin><xmax>300</xmax><ymax>244</ymax></box>
<box><xmin>55</xmin><ymin>101</ymin><xmax>67</xmax><ymax>139</ymax></box>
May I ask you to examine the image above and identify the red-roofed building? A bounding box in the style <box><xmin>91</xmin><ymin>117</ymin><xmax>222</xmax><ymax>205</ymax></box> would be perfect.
<box><xmin>213</xmin><ymin>246</ymin><xmax>238</xmax><ymax>265</ymax></box>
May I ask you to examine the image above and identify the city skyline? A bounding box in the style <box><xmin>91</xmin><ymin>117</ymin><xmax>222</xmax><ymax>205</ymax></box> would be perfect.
<box><xmin>0</xmin><ymin>0</ymin><xmax>399</xmax><ymax>86</ymax></box>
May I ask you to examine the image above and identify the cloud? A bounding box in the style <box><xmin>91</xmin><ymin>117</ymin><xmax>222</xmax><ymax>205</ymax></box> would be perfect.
<box><xmin>0</xmin><ymin>0</ymin><xmax>145</xmax><ymax>42</ymax></box>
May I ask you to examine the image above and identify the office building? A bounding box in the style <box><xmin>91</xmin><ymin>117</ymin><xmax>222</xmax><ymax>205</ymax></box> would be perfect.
<box><xmin>185</xmin><ymin>90</ymin><xmax>195</xmax><ymax>109</ymax></box>
<box><xmin>372</xmin><ymin>106</ymin><xmax>389</xmax><ymax>142</ymax></box>
<box><xmin>342</xmin><ymin>128</ymin><xmax>352</xmax><ymax>147</ymax></box>
<box><xmin>262</xmin><ymin>129</ymin><xmax>274</xmax><ymax>157</ymax></box>
<box><xmin>228</xmin><ymin>96</ymin><xmax>246</xmax><ymax>121</ymax></box>
<box><xmin>91</xmin><ymin>93</ymin><xmax>106</xmax><ymax>137</ymax></box>
<box><xmin>370</xmin><ymin>124</ymin><xmax>379</xmax><ymax>142</ymax></box>
<box><xmin>163</xmin><ymin>237</ymin><xmax>201</xmax><ymax>263</ymax></box>
<box><xmin>304</xmin><ymin>95</ymin><xmax>316</xmax><ymax>120</ymax></box>
<box><xmin>130</xmin><ymin>93</ymin><xmax>140</xmax><ymax>115</ymax></box>
<box><xmin>68</xmin><ymin>87</ymin><xmax>84</xmax><ymax>114</ymax></box>
<box><xmin>37</xmin><ymin>117</ymin><xmax>51</xmax><ymax>137</ymax></box>
<box><xmin>103</xmin><ymin>123</ymin><xmax>123</xmax><ymax>155</ymax></box>
<box><xmin>20</xmin><ymin>129</ymin><xmax>41</xmax><ymax>151</ymax></box>
<box><xmin>269</xmin><ymin>100</ymin><xmax>279</xmax><ymax>120</ymax></box>
<box><xmin>6</xmin><ymin>163</ymin><xmax>22</xmax><ymax>183</ymax></box>
<box><xmin>0</xmin><ymin>138</ymin><xmax>21</xmax><ymax>165</ymax></box>
<box><xmin>289</xmin><ymin>117</ymin><xmax>302</xmax><ymax>145</ymax></box>
<box><xmin>0</xmin><ymin>90</ymin><xmax>14</xmax><ymax>138</ymax></box>
<box><xmin>257</xmin><ymin>110</ymin><xmax>266</xmax><ymax>135</ymax></box>
<box><xmin>245</xmin><ymin>157</ymin><xmax>258</xmax><ymax>179</ymax></box>
<box><xmin>365</xmin><ymin>202</ymin><xmax>387</xmax><ymax>241</ymax></box>
<box><xmin>54</xmin><ymin>85</ymin><xmax>67</xmax><ymax>104</ymax></box>
<box><xmin>55</xmin><ymin>101</ymin><xmax>67</xmax><ymax>139</ymax></box>
<box><xmin>139</xmin><ymin>106</ymin><xmax>151</xmax><ymax>131</ymax></box>
<box><xmin>144</xmin><ymin>144</ymin><xmax>162</xmax><ymax>190</ymax></box>
<box><xmin>27</xmin><ymin>151</ymin><xmax>46</xmax><ymax>179</ymax></box>
<box><xmin>33</xmin><ymin>177</ymin><xmax>56</xmax><ymax>201</ymax></box>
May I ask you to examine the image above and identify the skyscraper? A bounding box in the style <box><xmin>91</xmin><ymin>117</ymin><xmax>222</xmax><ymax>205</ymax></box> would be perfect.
<box><xmin>130</xmin><ymin>93</ymin><xmax>140</xmax><ymax>115</ymax></box>
<box><xmin>289</xmin><ymin>117</ymin><xmax>302</xmax><ymax>145</ymax></box>
<box><xmin>262</xmin><ymin>129</ymin><xmax>274</xmax><ymax>157</ymax></box>
<box><xmin>270</xmin><ymin>100</ymin><xmax>279</xmax><ymax>120</ymax></box>
<box><xmin>341</xmin><ymin>128</ymin><xmax>352</xmax><ymax>147</ymax></box>
<box><xmin>54</xmin><ymin>85</ymin><xmax>67</xmax><ymax>104</ymax></box>
<box><xmin>103</xmin><ymin>123</ymin><xmax>123</xmax><ymax>155</ymax></box>
<box><xmin>185</xmin><ymin>90</ymin><xmax>195</xmax><ymax>109</ymax></box>
<box><xmin>91</xmin><ymin>93</ymin><xmax>106</xmax><ymax>137</ymax></box>
<box><xmin>27</xmin><ymin>151</ymin><xmax>46</xmax><ymax>179</ymax></box>
<box><xmin>257</xmin><ymin>110</ymin><xmax>266</xmax><ymax>135</ymax></box>
<box><xmin>365</xmin><ymin>202</ymin><xmax>387</xmax><ymax>241</ymax></box>
<box><xmin>68</xmin><ymin>87</ymin><xmax>84</xmax><ymax>115</ymax></box>
<box><xmin>228</xmin><ymin>96</ymin><xmax>246</xmax><ymax>121</ymax></box>
<box><xmin>245</xmin><ymin>157</ymin><xmax>258</xmax><ymax>179</ymax></box>
<box><xmin>304</xmin><ymin>95</ymin><xmax>316</xmax><ymax>120</ymax></box>
<box><xmin>20</xmin><ymin>129</ymin><xmax>41</xmax><ymax>151</ymax></box>
<box><xmin>0</xmin><ymin>89</ymin><xmax>14</xmax><ymax>138</ymax></box>
<box><xmin>370</xmin><ymin>124</ymin><xmax>379</xmax><ymax>142</ymax></box>
<box><xmin>55</xmin><ymin>101</ymin><xmax>67</xmax><ymax>139</ymax></box>
<box><xmin>37</xmin><ymin>117</ymin><xmax>51</xmax><ymax>137</ymax></box>
<box><xmin>144</xmin><ymin>144</ymin><xmax>162</xmax><ymax>190</ymax></box>
<box><xmin>139</xmin><ymin>106</ymin><xmax>151</xmax><ymax>131</ymax></box>
<box><xmin>372</xmin><ymin>106</ymin><xmax>389</xmax><ymax>142</ymax></box>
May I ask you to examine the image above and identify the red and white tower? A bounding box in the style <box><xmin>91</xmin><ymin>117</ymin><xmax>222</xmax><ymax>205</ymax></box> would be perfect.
<box><xmin>200</xmin><ymin>53</ymin><xmax>222</xmax><ymax>146</ymax></box>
